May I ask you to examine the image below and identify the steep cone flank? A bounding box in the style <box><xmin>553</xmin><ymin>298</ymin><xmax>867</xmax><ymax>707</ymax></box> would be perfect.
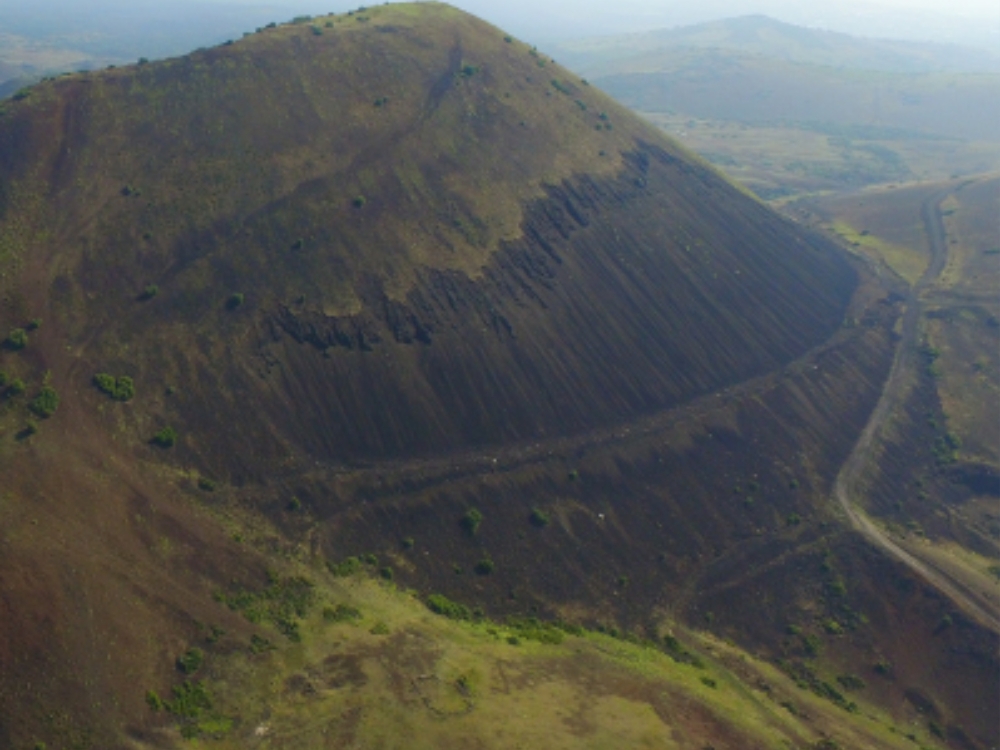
<box><xmin>0</xmin><ymin>3</ymin><xmax>853</xmax><ymax>473</ymax></box>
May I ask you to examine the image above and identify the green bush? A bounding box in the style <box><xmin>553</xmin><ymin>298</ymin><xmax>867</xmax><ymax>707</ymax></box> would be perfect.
<box><xmin>529</xmin><ymin>508</ymin><xmax>550</xmax><ymax>527</ymax></box>
<box><xmin>0</xmin><ymin>370</ymin><xmax>7</xmax><ymax>387</ymax></box>
<box><xmin>140</xmin><ymin>284</ymin><xmax>159</xmax><ymax>300</ymax></box>
<box><xmin>461</xmin><ymin>508</ymin><xmax>483</xmax><ymax>534</ymax></box>
<box><xmin>323</xmin><ymin>603</ymin><xmax>362</xmax><ymax>622</ymax></box>
<box><xmin>177</xmin><ymin>648</ymin><xmax>204</xmax><ymax>674</ymax></box>
<box><xmin>226</xmin><ymin>293</ymin><xmax>244</xmax><ymax>309</ymax></box>
<box><xmin>94</xmin><ymin>373</ymin><xmax>135</xmax><ymax>401</ymax></box>
<box><xmin>426</xmin><ymin>593</ymin><xmax>472</xmax><ymax>620</ymax></box>
<box><xmin>328</xmin><ymin>556</ymin><xmax>363</xmax><ymax>576</ymax></box>
<box><xmin>474</xmin><ymin>558</ymin><xmax>494</xmax><ymax>575</ymax></box>
<box><xmin>198</xmin><ymin>477</ymin><xmax>217</xmax><ymax>492</ymax></box>
<box><xmin>30</xmin><ymin>387</ymin><xmax>59</xmax><ymax>418</ymax></box>
<box><xmin>353</xmin><ymin>195</ymin><xmax>367</xmax><ymax>208</ymax></box>
<box><xmin>6</xmin><ymin>328</ymin><xmax>27</xmax><ymax>350</ymax></box>
<box><xmin>152</xmin><ymin>426</ymin><xmax>178</xmax><ymax>448</ymax></box>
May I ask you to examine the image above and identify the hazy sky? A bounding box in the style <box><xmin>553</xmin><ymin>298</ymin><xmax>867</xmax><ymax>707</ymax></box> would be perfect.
<box><xmin>0</xmin><ymin>0</ymin><xmax>996</xmax><ymax>59</ymax></box>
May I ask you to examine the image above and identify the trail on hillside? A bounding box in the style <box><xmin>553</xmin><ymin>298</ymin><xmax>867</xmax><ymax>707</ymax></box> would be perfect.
<box><xmin>831</xmin><ymin>183</ymin><xmax>999</xmax><ymax>631</ymax></box>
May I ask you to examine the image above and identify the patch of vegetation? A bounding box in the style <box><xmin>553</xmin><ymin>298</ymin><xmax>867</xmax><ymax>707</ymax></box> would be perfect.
<box><xmin>460</xmin><ymin>507</ymin><xmax>483</xmax><ymax>534</ymax></box>
<box><xmin>662</xmin><ymin>634</ymin><xmax>705</xmax><ymax>668</ymax></box>
<box><xmin>29</xmin><ymin>387</ymin><xmax>59</xmax><ymax>418</ymax></box>
<box><xmin>93</xmin><ymin>373</ymin><xmax>134</xmax><ymax>401</ymax></box>
<box><xmin>198</xmin><ymin>477</ymin><xmax>217</xmax><ymax>492</ymax></box>
<box><xmin>140</xmin><ymin>284</ymin><xmax>159</xmax><ymax>300</ymax></box>
<box><xmin>328</xmin><ymin>556</ymin><xmax>363</xmax><ymax>576</ymax></box>
<box><xmin>5</xmin><ymin>328</ymin><xmax>27</xmax><ymax>350</ymax></box>
<box><xmin>474</xmin><ymin>558</ymin><xmax>494</xmax><ymax>575</ymax></box>
<box><xmin>401</xmin><ymin>536</ymin><xmax>415</xmax><ymax>550</ymax></box>
<box><xmin>353</xmin><ymin>195</ymin><xmax>367</xmax><ymax>208</ymax></box>
<box><xmin>369</xmin><ymin>621</ymin><xmax>390</xmax><ymax>635</ymax></box>
<box><xmin>215</xmin><ymin>574</ymin><xmax>316</xmax><ymax>641</ymax></box>
<box><xmin>152</xmin><ymin>426</ymin><xmax>178</xmax><ymax>448</ymax></box>
<box><xmin>249</xmin><ymin>634</ymin><xmax>275</xmax><ymax>653</ymax></box>
<box><xmin>426</xmin><ymin>593</ymin><xmax>473</xmax><ymax>620</ymax></box>
<box><xmin>529</xmin><ymin>507</ymin><xmax>550</xmax><ymax>527</ymax></box>
<box><xmin>226</xmin><ymin>293</ymin><xmax>245</xmax><ymax>309</ymax></box>
<box><xmin>177</xmin><ymin>647</ymin><xmax>204</xmax><ymax>675</ymax></box>
<box><xmin>836</xmin><ymin>674</ymin><xmax>866</xmax><ymax>691</ymax></box>
<box><xmin>932</xmin><ymin>432</ymin><xmax>961</xmax><ymax>465</ymax></box>
<box><xmin>323</xmin><ymin>603</ymin><xmax>362</xmax><ymax>623</ymax></box>
<box><xmin>781</xmin><ymin>661</ymin><xmax>859</xmax><ymax>713</ymax></box>
<box><xmin>506</xmin><ymin>616</ymin><xmax>565</xmax><ymax>645</ymax></box>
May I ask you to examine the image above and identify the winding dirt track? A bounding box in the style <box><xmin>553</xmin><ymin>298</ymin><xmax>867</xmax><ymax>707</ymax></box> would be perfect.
<box><xmin>831</xmin><ymin>183</ymin><xmax>999</xmax><ymax>631</ymax></box>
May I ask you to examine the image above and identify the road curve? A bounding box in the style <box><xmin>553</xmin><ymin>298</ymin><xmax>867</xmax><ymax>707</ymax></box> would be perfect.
<box><xmin>832</xmin><ymin>183</ymin><xmax>999</xmax><ymax>631</ymax></box>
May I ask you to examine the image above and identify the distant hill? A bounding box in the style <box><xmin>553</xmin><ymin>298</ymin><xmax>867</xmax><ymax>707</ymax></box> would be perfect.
<box><xmin>553</xmin><ymin>15</ymin><xmax>1000</xmax><ymax>194</ymax></box>
<box><xmin>556</xmin><ymin>14</ymin><xmax>1000</xmax><ymax>75</ymax></box>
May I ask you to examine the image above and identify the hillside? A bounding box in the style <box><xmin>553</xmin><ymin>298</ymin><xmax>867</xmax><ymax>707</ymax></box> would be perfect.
<box><xmin>0</xmin><ymin>4</ymin><xmax>995</xmax><ymax>749</ymax></box>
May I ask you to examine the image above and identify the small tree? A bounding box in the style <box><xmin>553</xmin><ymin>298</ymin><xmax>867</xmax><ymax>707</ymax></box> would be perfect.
<box><xmin>6</xmin><ymin>328</ymin><xmax>27</xmax><ymax>350</ymax></box>
<box><xmin>152</xmin><ymin>426</ymin><xmax>177</xmax><ymax>448</ymax></box>
<box><xmin>461</xmin><ymin>508</ymin><xmax>483</xmax><ymax>534</ymax></box>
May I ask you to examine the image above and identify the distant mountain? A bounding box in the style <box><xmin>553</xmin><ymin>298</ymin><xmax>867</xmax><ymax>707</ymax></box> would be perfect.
<box><xmin>556</xmin><ymin>14</ymin><xmax>1000</xmax><ymax>75</ymax></box>
<box><xmin>554</xmin><ymin>16</ymin><xmax>1000</xmax><ymax>143</ymax></box>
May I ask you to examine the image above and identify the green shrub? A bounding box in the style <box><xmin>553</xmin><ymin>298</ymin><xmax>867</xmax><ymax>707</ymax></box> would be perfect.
<box><xmin>836</xmin><ymin>674</ymin><xmax>866</xmax><ymax>691</ymax></box>
<box><xmin>6</xmin><ymin>328</ymin><xmax>27</xmax><ymax>350</ymax></box>
<box><xmin>401</xmin><ymin>536</ymin><xmax>415</xmax><ymax>550</ymax></box>
<box><xmin>328</xmin><ymin>556</ymin><xmax>362</xmax><ymax>576</ymax></box>
<box><xmin>140</xmin><ymin>284</ymin><xmax>159</xmax><ymax>300</ymax></box>
<box><xmin>529</xmin><ymin>508</ymin><xmax>550</xmax><ymax>527</ymax></box>
<box><xmin>198</xmin><ymin>477</ymin><xmax>217</xmax><ymax>492</ymax></box>
<box><xmin>177</xmin><ymin>647</ymin><xmax>204</xmax><ymax>674</ymax></box>
<box><xmin>94</xmin><ymin>373</ymin><xmax>135</xmax><ymax>401</ymax></box>
<box><xmin>226</xmin><ymin>293</ymin><xmax>244</xmax><ymax>309</ymax></box>
<box><xmin>287</xmin><ymin>496</ymin><xmax>302</xmax><ymax>511</ymax></box>
<box><xmin>30</xmin><ymin>387</ymin><xmax>59</xmax><ymax>418</ymax></box>
<box><xmin>353</xmin><ymin>195</ymin><xmax>367</xmax><ymax>208</ymax></box>
<box><xmin>26</xmin><ymin>318</ymin><xmax>41</xmax><ymax>331</ymax></box>
<box><xmin>146</xmin><ymin>690</ymin><xmax>164</xmax><ymax>711</ymax></box>
<box><xmin>370</xmin><ymin>621</ymin><xmax>390</xmax><ymax>635</ymax></box>
<box><xmin>379</xmin><ymin>566</ymin><xmax>394</xmax><ymax>580</ymax></box>
<box><xmin>166</xmin><ymin>680</ymin><xmax>211</xmax><ymax>718</ymax></box>
<box><xmin>152</xmin><ymin>426</ymin><xmax>178</xmax><ymax>448</ymax></box>
<box><xmin>823</xmin><ymin>619</ymin><xmax>843</xmax><ymax>635</ymax></box>
<box><xmin>474</xmin><ymin>558</ymin><xmax>494</xmax><ymax>575</ymax></box>
<box><xmin>323</xmin><ymin>603</ymin><xmax>362</xmax><ymax>622</ymax></box>
<box><xmin>700</xmin><ymin>676</ymin><xmax>718</xmax><ymax>688</ymax></box>
<box><xmin>461</xmin><ymin>508</ymin><xmax>483</xmax><ymax>534</ymax></box>
<box><xmin>426</xmin><ymin>593</ymin><xmax>472</xmax><ymax>620</ymax></box>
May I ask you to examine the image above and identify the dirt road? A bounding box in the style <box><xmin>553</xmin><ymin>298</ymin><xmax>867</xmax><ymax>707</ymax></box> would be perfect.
<box><xmin>831</xmin><ymin>183</ymin><xmax>999</xmax><ymax>631</ymax></box>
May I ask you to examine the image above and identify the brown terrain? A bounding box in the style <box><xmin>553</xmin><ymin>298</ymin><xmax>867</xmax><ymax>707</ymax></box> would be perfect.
<box><xmin>0</xmin><ymin>4</ymin><xmax>995</xmax><ymax>749</ymax></box>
